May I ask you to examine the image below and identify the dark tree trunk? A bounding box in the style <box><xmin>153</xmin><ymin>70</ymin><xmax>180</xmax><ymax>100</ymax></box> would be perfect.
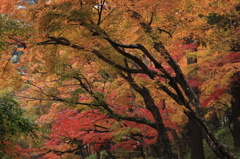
<box><xmin>187</xmin><ymin>55</ymin><xmax>205</xmax><ymax>159</ymax></box>
<box><xmin>122</xmin><ymin>75</ymin><xmax>173</xmax><ymax>159</ymax></box>
<box><xmin>189</xmin><ymin>119</ymin><xmax>205</xmax><ymax>159</ymax></box>
<box><xmin>96</xmin><ymin>151</ymin><xmax>100</xmax><ymax>159</ymax></box>
<box><xmin>137</xmin><ymin>86</ymin><xmax>173</xmax><ymax>159</ymax></box>
<box><xmin>181</xmin><ymin>127</ymin><xmax>190</xmax><ymax>151</ymax></box>
<box><xmin>168</xmin><ymin>128</ymin><xmax>184</xmax><ymax>159</ymax></box>
<box><xmin>105</xmin><ymin>150</ymin><xmax>116</xmax><ymax>159</ymax></box>
<box><xmin>231</xmin><ymin>73</ymin><xmax>240</xmax><ymax>150</ymax></box>
<box><xmin>140</xmin><ymin>137</ymin><xmax>149</xmax><ymax>159</ymax></box>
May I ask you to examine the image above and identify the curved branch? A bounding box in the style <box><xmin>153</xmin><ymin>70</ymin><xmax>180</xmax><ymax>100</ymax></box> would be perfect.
<box><xmin>92</xmin><ymin>49</ymin><xmax>157</xmax><ymax>75</ymax></box>
<box><xmin>105</xmin><ymin>38</ymin><xmax>155</xmax><ymax>79</ymax></box>
<box><xmin>155</xmin><ymin>81</ymin><xmax>184</xmax><ymax>106</ymax></box>
<box><xmin>104</xmin><ymin>38</ymin><xmax>173</xmax><ymax>79</ymax></box>
<box><xmin>156</xmin><ymin>28</ymin><xmax>172</xmax><ymax>38</ymax></box>
<box><xmin>37</xmin><ymin>36</ymin><xmax>84</xmax><ymax>50</ymax></box>
<box><xmin>37</xmin><ymin>36</ymin><xmax>158</xmax><ymax>76</ymax></box>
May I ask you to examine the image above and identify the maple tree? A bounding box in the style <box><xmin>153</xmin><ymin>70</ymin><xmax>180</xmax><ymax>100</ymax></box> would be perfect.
<box><xmin>0</xmin><ymin>0</ymin><xmax>239</xmax><ymax>159</ymax></box>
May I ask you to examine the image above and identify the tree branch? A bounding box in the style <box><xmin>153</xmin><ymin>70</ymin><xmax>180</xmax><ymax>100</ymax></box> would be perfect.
<box><xmin>104</xmin><ymin>38</ymin><xmax>172</xmax><ymax>79</ymax></box>
<box><xmin>105</xmin><ymin>38</ymin><xmax>155</xmax><ymax>79</ymax></box>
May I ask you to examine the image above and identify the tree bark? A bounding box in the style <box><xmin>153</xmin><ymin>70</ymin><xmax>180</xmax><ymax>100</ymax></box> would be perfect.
<box><xmin>140</xmin><ymin>137</ymin><xmax>149</xmax><ymax>159</ymax></box>
<box><xmin>121</xmin><ymin>73</ymin><xmax>173</xmax><ymax>159</ymax></box>
<box><xmin>189</xmin><ymin>119</ymin><xmax>205</xmax><ymax>159</ymax></box>
<box><xmin>96</xmin><ymin>151</ymin><xmax>100</xmax><ymax>159</ymax></box>
<box><xmin>133</xmin><ymin>86</ymin><xmax>173</xmax><ymax>159</ymax></box>
<box><xmin>167</xmin><ymin>128</ymin><xmax>184</xmax><ymax>159</ymax></box>
<box><xmin>187</xmin><ymin>55</ymin><xmax>205</xmax><ymax>159</ymax></box>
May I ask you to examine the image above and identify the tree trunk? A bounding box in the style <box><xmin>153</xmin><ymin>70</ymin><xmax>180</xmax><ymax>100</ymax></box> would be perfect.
<box><xmin>140</xmin><ymin>137</ymin><xmax>149</xmax><ymax>159</ymax></box>
<box><xmin>141</xmin><ymin>86</ymin><xmax>173</xmax><ymax>159</ymax></box>
<box><xmin>124</xmin><ymin>76</ymin><xmax>173</xmax><ymax>159</ymax></box>
<box><xmin>231</xmin><ymin>73</ymin><xmax>240</xmax><ymax>150</ymax></box>
<box><xmin>153</xmin><ymin>41</ymin><xmax>235</xmax><ymax>159</ymax></box>
<box><xmin>96</xmin><ymin>151</ymin><xmax>100</xmax><ymax>159</ymax></box>
<box><xmin>168</xmin><ymin>128</ymin><xmax>184</xmax><ymax>159</ymax></box>
<box><xmin>189</xmin><ymin>119</ymin><xmax>205</xmax><ymax>159</ymax></box>
<box><xmin>181</xmin><ymin>127</ymin><xmax>190</xmax><ymax>151</ymax></box>
<box><xmin>187</xmin><ymin>54</ymin><xmax>205</xmax><ymax>159</ymax></box>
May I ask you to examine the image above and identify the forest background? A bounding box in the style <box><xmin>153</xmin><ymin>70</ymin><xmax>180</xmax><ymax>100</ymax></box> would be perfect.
<box><xmin>0</xmin><ymin>0</ymin><xmax>239</xmax><ymax>159</ymax></box>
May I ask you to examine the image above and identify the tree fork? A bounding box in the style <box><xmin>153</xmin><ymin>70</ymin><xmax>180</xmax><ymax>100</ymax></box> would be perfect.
<box><xmin>120</xmin><ymin>73</ymin><xmax>173</xmax><ymax>159</ymax></box>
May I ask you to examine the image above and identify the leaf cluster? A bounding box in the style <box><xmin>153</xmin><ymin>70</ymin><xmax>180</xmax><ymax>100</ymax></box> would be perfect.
<box><xmin>0</xmin><ymin>97</ymin><xmax>37</xmax><ymax>144</ymax></box>
<box><xmin>33</xmin><ymin>1</ymin><xmax>93</xmax><ymax>33</ymax></box>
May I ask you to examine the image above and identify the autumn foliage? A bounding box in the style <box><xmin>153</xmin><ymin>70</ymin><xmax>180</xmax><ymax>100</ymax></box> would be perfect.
<box><xmin>0</xmin><ymin>0</ymin><xmax>239</xmax><ymax>158</ymax></box>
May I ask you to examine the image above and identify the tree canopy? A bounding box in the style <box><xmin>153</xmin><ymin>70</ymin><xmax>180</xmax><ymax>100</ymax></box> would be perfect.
<box><xmin>0</xmin><ymin>0</ymin><xmax>239</xmax><ymax>158</ymax></box>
